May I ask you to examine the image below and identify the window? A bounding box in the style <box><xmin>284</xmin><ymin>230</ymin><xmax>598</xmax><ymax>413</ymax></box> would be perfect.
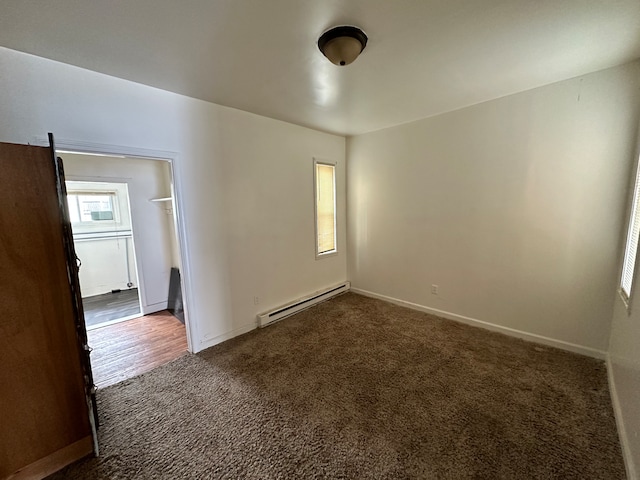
<box><xmin>314</xmin><ymin>159</ymin><xmax>337</xmax><ymax>257</ymax></box>
<box><xmin>620</xmin><ymin>155</ymin><xmax>640</xmax><ymax>307</ymax></box>
<box><xmin>67</xmin><ymin>192</ymin><xmax>117</xmax><ymax>224</ymax></box>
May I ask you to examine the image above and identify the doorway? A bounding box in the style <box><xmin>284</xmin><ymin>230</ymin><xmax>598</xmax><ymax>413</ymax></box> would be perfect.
<box><xmin>66</xmin><ymin>180</ymin><xmax>142</xmax><ymax>329</ymax></box>
<box><xmin>60</xmin><ymin>149</ymin><xmax>191</xmax><ymax>388</ymax></box>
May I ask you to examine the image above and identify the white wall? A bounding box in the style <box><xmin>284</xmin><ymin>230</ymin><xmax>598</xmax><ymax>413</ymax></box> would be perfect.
<box><xmin>0</xmin><ymin>47</ymin><xmax>346</xmax><ymax>352</ymax></box>
<box><xmin>610</xmin><ymin>295</ymin><xmax>640</xmax><ymax>478</ymax></box>
<box><xmin>161</xmin><ymin>165</ymin><xmax>182</xmax><ymax>269</ymax></box>
<box><xmin>347</xmin><ymin>61</ymin><xmax>640</xmax><ymax>355</ymax></box>
<box><xmin>74</xmin><ymin>237</ymin><xmax>137</xmax><ymax>297</ymax></box>
<box><xmin>68</xmin><ymin>179</ymin><xmax>138</xmax><ymax>297</ymax></box>
<box><xmin>65</xmin><ymin>158</ymin><xmax>175</xmax><ymax>312</ymax></box>
<box><xmin>609</xmin><ymin>127</ymin><xmax>640</xmax><ymax>478</ymax></box>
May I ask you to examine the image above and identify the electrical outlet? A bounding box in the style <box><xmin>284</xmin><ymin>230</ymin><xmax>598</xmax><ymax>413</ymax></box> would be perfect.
<box><xmin>431</xmin><ymin>284</ymin><xmax>439</xmax><ymax>295</ymax></box>
<box><xmin>253</xmin><ymin>296</ymin><xmax>260</xmax><ymax>305</ymax></box>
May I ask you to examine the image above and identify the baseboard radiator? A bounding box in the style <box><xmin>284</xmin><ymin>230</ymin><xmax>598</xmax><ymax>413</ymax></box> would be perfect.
<box><xmin>257</xmin><ymin>282</ymin><xmax>350</xmax><ymax>328</ymax></box>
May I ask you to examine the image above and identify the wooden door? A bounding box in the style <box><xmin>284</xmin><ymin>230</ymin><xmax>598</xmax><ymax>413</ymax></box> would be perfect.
<box><xmin>0</xmin><ymin>141</ymin><xmax>96</xmax><ymax>479</ymax></box>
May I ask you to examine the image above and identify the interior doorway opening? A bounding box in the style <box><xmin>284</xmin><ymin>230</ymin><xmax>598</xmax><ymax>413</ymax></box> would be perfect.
<box><xmin>60</xmin><ymin>149</ymin><xmax>190</xmax><ymax>388</ymax></box>
<box><xmin>66</xmin><ymin>180</ymin><xmax>142</xmax><ymax>329</ymax></box>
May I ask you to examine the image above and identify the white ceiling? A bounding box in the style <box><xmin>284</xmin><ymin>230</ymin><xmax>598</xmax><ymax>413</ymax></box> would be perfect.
<box><xmin>1</xmin><ymin>1</ymin><xmax>639</xmax><ymax>136</ymax></box>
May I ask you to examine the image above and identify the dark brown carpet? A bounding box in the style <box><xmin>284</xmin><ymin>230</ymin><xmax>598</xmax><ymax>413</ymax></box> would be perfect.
<box><xmin>50</xmin><ymin>293</ymin><xmax>625</xmax><ymax>479</ymax></box>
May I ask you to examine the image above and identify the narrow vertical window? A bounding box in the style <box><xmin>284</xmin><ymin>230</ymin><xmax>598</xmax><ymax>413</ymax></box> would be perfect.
<box><xmin>314</xmin><ymin>159</ymin><xmax>337</xmax><ymax>257</ymax></box>
<box><xmin>621</xmin><ymin>155</ymin><xmax>640</xmax><ymax>306</ymax></box>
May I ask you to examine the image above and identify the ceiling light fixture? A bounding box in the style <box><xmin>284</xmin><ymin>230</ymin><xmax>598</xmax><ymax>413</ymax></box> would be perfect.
<box><xmin>318</xmin><ymin>25</ymin><xmax>368</xmax><ymax>66</ymax></box>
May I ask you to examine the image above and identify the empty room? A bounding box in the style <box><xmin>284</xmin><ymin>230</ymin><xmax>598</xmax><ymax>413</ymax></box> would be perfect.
<box><xmin>1</xmin><ymin>1</ymin><xmax>640</xmax><ymax>479</ymax></box>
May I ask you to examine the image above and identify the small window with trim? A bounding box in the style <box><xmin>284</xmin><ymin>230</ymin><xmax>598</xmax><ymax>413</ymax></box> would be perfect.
<box><xmin>620</xmin><ymin>154</ymin><xmax>640</xmax><ymax>309</ymax></box>
<box><xmin>314</xmin><ymin>159</ymin><xmax>337</xmax><ymax>258</ymax></box>
<box><xmin>67</xmin><ymin>192</ymin><xmax>118</xmax><ymax>224</ymax></box>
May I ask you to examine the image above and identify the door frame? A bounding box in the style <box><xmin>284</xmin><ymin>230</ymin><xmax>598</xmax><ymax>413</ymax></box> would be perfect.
<box><xmin>34</xmin><ymin>136</ymin><xmax>197</xmax><ymax>353</ymax></box>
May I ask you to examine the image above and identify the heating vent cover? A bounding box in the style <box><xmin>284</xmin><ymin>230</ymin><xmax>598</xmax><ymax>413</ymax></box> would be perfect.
<box><xmin>257</xmin><ymin>282</ymin><xmax>350</xmax><ymax>328</ymax></box>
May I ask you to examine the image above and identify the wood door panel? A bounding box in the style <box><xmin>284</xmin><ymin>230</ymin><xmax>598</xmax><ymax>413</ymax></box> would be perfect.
<box><xmin>0</xmin><ymin>143</ymin><xmax>91</xmax><ymax>478</ymax></box>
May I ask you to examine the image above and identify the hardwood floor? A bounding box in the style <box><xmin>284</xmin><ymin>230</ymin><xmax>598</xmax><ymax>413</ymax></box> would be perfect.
<box><xmin>83</xmin><ymin>288</ymin><xmax>141</xmax><ymax>328</ymax></box>
<box><xmin>87</xmin><ymin>311</ymin><xmax>188</xmax><ymax>389</ymax></box>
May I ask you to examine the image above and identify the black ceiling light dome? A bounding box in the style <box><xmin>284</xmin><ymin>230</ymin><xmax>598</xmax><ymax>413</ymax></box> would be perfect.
<box><xmin>318</xmin><ymin>25</ymin><xmax>368</xmax><ymax>66</ymax></box>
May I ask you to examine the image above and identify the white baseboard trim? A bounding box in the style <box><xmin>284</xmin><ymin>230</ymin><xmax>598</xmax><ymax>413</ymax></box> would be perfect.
<box><xmin>606</xmin><ymin>355</ymin><xmax>636</xmax><ymax>480</ymax></box>
<box><xmin>350</xmin><ymin>288</ymin><xmax>607</xmax><ymax>359</ymax></box>
<box><xmin>195</xmin><ymin>322</ymin><xmax>256</xmax><ymax>353</ymax></box>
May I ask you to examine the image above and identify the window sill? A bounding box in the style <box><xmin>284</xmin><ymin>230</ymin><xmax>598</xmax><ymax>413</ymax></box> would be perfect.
<box><xmin>316</xmin><ymin>250</ymin><xmax>338</xmax><ymax>260</ymax></box>
<box><xmin>618</xmin><ymin>288</ymin><xmax>632</xmax><ymax>315</ymax></box>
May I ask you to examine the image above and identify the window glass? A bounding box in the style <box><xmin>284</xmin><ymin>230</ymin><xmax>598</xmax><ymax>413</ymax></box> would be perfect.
<box><xmin>67</xmin><ymin>193</ymin><xmax>116</xmax><ymax>223</ymax></box>
<box><xmin>621</xmin><ymin>156</ymin><xmax>640</xmax><ymax>303</ymax></box>
<box><xmin>315</xmin><ymin>161</ymin><xmax>336</xmax><ymax>256</ymax></box>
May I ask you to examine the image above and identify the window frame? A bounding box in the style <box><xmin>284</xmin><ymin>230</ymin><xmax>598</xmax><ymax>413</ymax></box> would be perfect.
<box><xmin>313</xmin><ymin>158</ymin><xmax>338</xmax><ymax>259</ymax></box>
<box><xmin>619</xmin><ymin>152</ymin><xmax>640</xmax><ymax>313</ymax></box>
